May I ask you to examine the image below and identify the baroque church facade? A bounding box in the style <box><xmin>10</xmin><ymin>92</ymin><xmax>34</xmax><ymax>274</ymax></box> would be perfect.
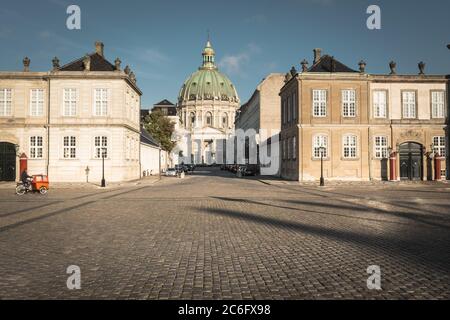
<box><xmin>175</xmin><ymin>40</ymin><xmax>239</xmax><ymax>165</ymax></box>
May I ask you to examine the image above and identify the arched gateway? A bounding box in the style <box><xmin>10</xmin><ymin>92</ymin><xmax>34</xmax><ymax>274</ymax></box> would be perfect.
<box><xmin>0</xmin><ymin>142</ymin><xmax>16</xmax><ymax>181</ymax></box>
<box><xmin>399</xmin><ymin>142</ymin><xmax>423</xmax><ymax>180</ymax></box>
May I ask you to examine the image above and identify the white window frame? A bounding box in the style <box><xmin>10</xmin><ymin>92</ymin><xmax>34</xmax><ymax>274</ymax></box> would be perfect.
<box><xmin>29</xmin><ymin>136</ymin><xmax>43</xmax><ymax>159</ymax></box>
<box><xmin>94</xmin><ymin>88</ymin><xmax>109</xmax><ymax>116</ymax></box>
<box><xmin>0</xmin><ymin>88</ymin><xmax>12</xmax><ymax>116</ymax></box>
<box><xmin>431</xmin><ymin>91</ymin><xmax>445</xmax><ymax>119</ymax></box>
<box><xmin>342</xmin><ymin>89</ymin><xmax>356</xmax><ymax>117</ymax></box>
<box><xmin>30</xmin><ymin>89</ymin><xmax>44</xmax><ymax>117</ymax></box>
<box><xmin>433</xmin><ymin>136</ymin><xmax>446</xmax><ymax>157</ymax></box>
<box><xmin>373</xmin><ymin>90</ymin><xmax>387</xmax><ymax>118</ymax></box>
<box><xmin>313</xmin><ymin>135</ymin><xmax>328</xmax><ymax>159</ymax></box>
<box><xmin>343</xmin><ymin>134</ymin><xmax>357</xmax><ymax>159</ymax></box>
<box><xmin>63</xmin><ymin>136</ymin><xmax>77</xmax><ymax>159</ymax></box>
<box><xmin>313</xmin><ymin>89</ymin><xmax>327</xmax><ymax>117</ymax></box>
<box><xmin>63</xmin><ymin>88</ymin><xmax>77</xmax><ymax>117</ymax></box>
<box><xmin>402</xmin><ymin>91</ymin><xmax>416</xmax><ymax>119</ymax></box>
<box><xmin>94</xmin><ymin>136</ymin><xmax>108</xmax><ymax>159</ymax></box>
<box><xmin>374</xmin><ymin>136</ymin><xmax>388</xmax><ymax>159</ymax></box>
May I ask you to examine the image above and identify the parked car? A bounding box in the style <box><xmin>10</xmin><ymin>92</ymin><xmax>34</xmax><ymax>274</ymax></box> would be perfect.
<box><xmin>165</xmin><ymin>168</ymin><xmax>178</xmax><ymax>177</ymax></box>
<box><xmin>237</xmin><ymin>164</ymin><xmax>259</xmax><ymax>177</ymax></box>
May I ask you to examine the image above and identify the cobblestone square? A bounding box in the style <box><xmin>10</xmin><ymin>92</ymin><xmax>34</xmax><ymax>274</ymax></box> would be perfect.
<box><xmin>0</xmin><ymin>168</ymin><xmax>449</xmax><ymax>299</ymax></box>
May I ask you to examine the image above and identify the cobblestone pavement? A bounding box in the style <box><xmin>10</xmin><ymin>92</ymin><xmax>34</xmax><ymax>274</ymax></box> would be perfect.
<box><xmin>0</xmin><ymin>168</ymin><xmax>449</xmax><ymax>299</ymax></box>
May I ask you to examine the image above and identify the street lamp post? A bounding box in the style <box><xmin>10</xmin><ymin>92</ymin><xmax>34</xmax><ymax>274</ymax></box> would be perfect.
<box><xmin>101</xmin><ymin>147</ymin><xmax>106</xmax><ymax>188</ymax></box>
<box><xmin>319</xmin><ymin>146</ymin><xmax>325</xmax><ymax>187</ymax></box>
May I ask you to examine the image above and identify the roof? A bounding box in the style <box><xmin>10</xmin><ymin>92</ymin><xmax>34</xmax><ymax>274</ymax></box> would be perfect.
<box><xmin>178</xmin><ymin>41</ymin><xmax>239</xmax><ymax>104</ymax></box>
<box><xmin>59</xmin><ymin>53</ymin><xmax>116</xmax><ymax>72</ymax></box>
<box><xmin>308</xmin><ymin>55</ymin><xmax>358</xmax><ymax>73</ymax></box>
<box><xmin>154</xmin><ymin>99</ymin><xmax>174</xmax><ymax>106</ymax></box>
<box><xmin>140</xmin><ymin>127</ymin><xmax>160</xmax><ymax>148</ymax></box>
<box><xmin>153</xmin><ymin>106</ymin><xmax>177</xmax><ymax>116</ymax></box>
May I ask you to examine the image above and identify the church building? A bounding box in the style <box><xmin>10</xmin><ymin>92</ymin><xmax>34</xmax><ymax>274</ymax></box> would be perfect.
<box><xmin>175</xmin><ymin>40</ymin><xmax>240</xmax><ymax>164</ymax></box>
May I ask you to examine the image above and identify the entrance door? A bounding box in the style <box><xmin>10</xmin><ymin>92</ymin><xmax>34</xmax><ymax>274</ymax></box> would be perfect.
<box><xmin>0</xmin><ymin>142</ymin><xmax>16</xmax><ymax>181</ymax></box>
<box><xmin>399</xmin><ymin>142</ymin><xmax>423</xmax><ymax>180</ymax></box>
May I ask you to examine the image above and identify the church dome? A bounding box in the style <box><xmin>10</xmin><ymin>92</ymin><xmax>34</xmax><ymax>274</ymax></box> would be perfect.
<box><xmin>178</xmin><ymin>41</ymin><xmax>239</xmax><ymax>103</ymax></box>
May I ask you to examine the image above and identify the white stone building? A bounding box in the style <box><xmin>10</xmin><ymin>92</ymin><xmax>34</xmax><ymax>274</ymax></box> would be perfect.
<box><xmin>175</xmin><ymin>40</ymin><xmax>240</xmax><ymax>165</ymax></box>
<box><xmin>0</xmin><ymin>42</ymin><xmax>143</xmax><ymax>183</ymax></box>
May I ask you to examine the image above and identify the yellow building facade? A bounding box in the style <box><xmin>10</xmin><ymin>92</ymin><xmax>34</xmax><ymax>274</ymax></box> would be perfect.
<box><xmin>280</xmin><ymin>50</ymin><xmax>448</xmax><ymax>181</ymax></box>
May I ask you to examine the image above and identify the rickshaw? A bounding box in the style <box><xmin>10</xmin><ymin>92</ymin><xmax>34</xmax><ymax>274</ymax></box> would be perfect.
<box><xmin>16</xmin><ymin>174</ymin><xmax>49</xmax><ymax>195</ymax></box>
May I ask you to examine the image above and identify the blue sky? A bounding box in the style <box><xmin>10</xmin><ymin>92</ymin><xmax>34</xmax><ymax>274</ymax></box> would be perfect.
<box><xmin>0</xmin><ymin>0</ymin><xmax>449</xmax><ymax>108</ymax></box>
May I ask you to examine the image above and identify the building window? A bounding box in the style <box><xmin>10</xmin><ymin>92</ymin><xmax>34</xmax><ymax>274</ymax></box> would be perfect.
<box><xmin>433</xmin><ymin>136</ymin><xmax>446</xmax><ymax>157</ymax></box>
<box><xmin>402</xmin><ymin>91</ymin><xmax>416</xmax><ymax>119</ymax></box>
<box><xmin>373</xmin><ymin>91</ymin><xmax>387</xmax><ymax>118</ymax></box>
<box><xmin>63</xmin><ymin>88</ymin><xmax>77</xmax><ymax>116</ymax></box>
<box><xmin>94</xmin><ymin>88</ymin><xmax>108</xmax><ymax>116</ymax></box>
<box><xmin>342</xmin><ymin>90</ymin><xmax>356</xmax><ymax>117</ymax></box>
<box><xmin>313</xmin><ymin>89</ymin><xmax>327</xmax><ymax>117</ymax></box>
<box><xmin>222</xmin><ymin>113</ymin><xmax>228</xmax><ymax>128</ymax></box>
<box><xmin>63</xmin><ymin>136</ymin><xmax>76</xmax><ymax>159</ymax></box>
<box><xmin>94</xmin><ymin>136</ymin><xmax>108</xmax><ymax>159</ymax></box>
<box><xmin>30</xmin><ymin>136</ymin><xmax>43</xmax><ymax>159</ymax></box>
<box><xmin>282</xmin><ymin>139</ymin><xmax>287</xmax><ymax>160</ymax></box>
<box><xmin>374</xmin><ymin>136</ymin><xmax>388</xmax><ymax>159</ymax></box>
<box><xmin>30</xmin><ymin>89</ymin><xmax>44</xmax><ymax>116</ymax></box>
<box><xmin>292</xmin><ymin>136</ymin><xmax>296</xmax><ymax>160</ymax></box>
<box><xmin>0</xmin><ymin>88</ymin><xmax>12</xmax><ymax>116</ymax></box>
<box><xmin>431</xmin><ymin>91</ymin><xmax>445</xmax><ymax>118</ymax></box>
<box><xmin>287</xmin><ymin>137</ymin><xmax>291</xmax><ymax>159</ymax></box>
<box><xmin>313</xmin><ymin>135</ymin><xmax>328</xmax><ymax>158</ymax></box>
<box><xmin>190</xmin><ymin>112</ymin><xmax>195</xmax><ymax>127</ymax></box>
<box><xmin>287</xmin><ymin>96</ymin><xmax>291</xmax><ymax>122</ymax></box>
<box><xmin>206</xmin><ymin>112</ymin><xmax>212</xmax><ymax>126</ymax></box>
<box><xmin>292</xmin><ymin>92</ymin><xmax>297</xmax><ymax>120</ymax></box>
<box><xmin>343</xmin><ymin>135</ymin><xmax>357</xmax><ymax>158</ymax></box>
<box><xmin>282</xmin><ymin>99</ymin><xmax>286</xmax><ymax>124</ymax></box>
<box><xmin>126</xmin><ymin>137</ymin><xmax>130</xmax><ymax>160</ymax></box>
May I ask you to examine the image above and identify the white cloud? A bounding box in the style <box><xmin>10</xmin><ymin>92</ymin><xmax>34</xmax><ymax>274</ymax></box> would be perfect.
<box><xmin>37</xmin><ymin>30</ymin><xmax>86</xmax><ymax>51</ymax></box>
<box><xmin>218</xmin><ymin>43</ymin><xmax>261</xmax><ymax>76</ymax></box>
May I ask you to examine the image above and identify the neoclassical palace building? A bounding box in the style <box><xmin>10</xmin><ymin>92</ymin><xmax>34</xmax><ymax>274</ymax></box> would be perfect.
<box><xmin>280</xmin><ymin>49</ymin><xmax>448</xmax><ymax>181</ymax></box>
<box><xmin>175</xmin><ymin>40</ymin><xmax>239</xmax><ymax>164</ymax></box>
<box><xmin>0</xmin><ymin>42</ymin><xmax>143</xmax><ymax>182</ymax></box>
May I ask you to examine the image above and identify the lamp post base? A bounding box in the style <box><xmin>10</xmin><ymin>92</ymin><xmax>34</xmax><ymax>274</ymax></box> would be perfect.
<box><xmin>320</xmin><ymin>177</ymin><xmax>324</xmax><ymax>187</ymax></box>
<box><xmin>101</xmin><ymin>179</ymin><xmax>106</xmax><ymax>188</ymax></box>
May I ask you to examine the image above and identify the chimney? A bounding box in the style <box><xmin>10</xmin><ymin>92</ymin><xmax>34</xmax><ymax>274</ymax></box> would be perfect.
<box><xmin>95</xmin><ymin>41</ymin><xmax>104</xmax><ymax>57</ymax></box>
<box><xmin>313</xmin><ymin>48</ymin><xmax>322</xmax><ymax>64</ymax></box>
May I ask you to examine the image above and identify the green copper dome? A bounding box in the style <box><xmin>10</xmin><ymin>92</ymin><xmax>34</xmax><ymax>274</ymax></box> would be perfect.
<box><xmin>178</xmin><ymin>41</ymin><xmax>239</xmax><ymax>103</ymax></box>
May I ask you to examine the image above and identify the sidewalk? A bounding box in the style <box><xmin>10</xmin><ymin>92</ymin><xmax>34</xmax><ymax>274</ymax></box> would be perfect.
<box><xmin>0</xmin><ymin>176</ymin><xmax>162</xmax><ymax>190</ymax></box>
<box><xmin>257</xmin><ymin>177</ymin><xmax>450</xmax><ymax>187</ymax></box>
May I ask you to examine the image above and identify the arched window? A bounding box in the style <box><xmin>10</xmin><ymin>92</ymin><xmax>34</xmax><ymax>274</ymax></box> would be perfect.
<box><xmin>206</xmin><ymin>112</ymin><xmax>212</xmax><ymax>126</ymax></box>
<box><xmin>190</xmin><ymin>112</ymin><xmax>196</xmax><ymax>127</ymax></box>
<box><xmin>222</xmin><ymin>113</ymin><xmax>228</xmax><ymax>128</ymax></box>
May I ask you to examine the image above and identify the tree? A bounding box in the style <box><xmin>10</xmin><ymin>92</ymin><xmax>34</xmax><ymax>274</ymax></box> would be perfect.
<box><xmin>143</xmin><ymin>110</ymin><xmax>176</xmax><ymax>152</ymax></box>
